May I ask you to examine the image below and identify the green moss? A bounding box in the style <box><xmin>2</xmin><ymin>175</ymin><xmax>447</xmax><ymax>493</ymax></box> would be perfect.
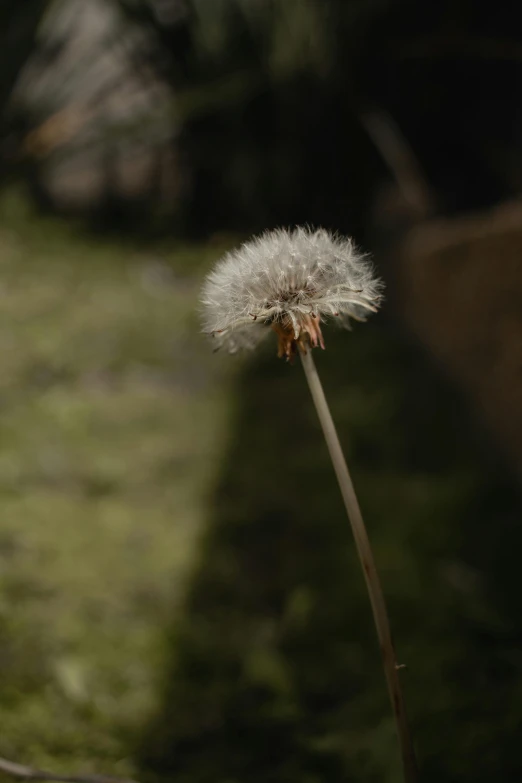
<box><xmin>0</xmin><ymin>193</ymin><xmax>234</xmax><ymax>779</ymax></box>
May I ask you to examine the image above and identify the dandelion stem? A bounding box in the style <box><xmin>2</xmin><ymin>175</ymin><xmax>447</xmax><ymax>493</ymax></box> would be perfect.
<box><xmin>299</xmin><ymin>347</ymin><xmax>418</xmax><ymax>783</ymax></box>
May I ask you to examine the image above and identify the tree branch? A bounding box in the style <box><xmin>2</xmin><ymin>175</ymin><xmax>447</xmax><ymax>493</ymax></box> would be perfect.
<box><xmin>359</xmin><ymin>107</ymin><xmax>436</xmax><ymax>220</ymax></box>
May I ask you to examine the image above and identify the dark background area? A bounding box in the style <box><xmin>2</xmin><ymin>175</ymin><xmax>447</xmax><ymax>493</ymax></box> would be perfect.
<box><xmin>1</xmin><ymin>1</ymin><xmax>522</xmax><ymax>782</ymax></box>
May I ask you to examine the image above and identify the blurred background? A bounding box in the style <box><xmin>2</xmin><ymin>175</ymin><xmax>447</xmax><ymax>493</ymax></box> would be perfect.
<box><xmin>1</xmin><ymin>1</ymin><xmax>522</xmax><ymax>782</ymax></box>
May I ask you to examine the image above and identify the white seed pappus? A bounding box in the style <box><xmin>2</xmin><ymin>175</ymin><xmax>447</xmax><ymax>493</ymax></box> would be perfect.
<box><xmin>201</xmin><ymin>227</ymin><xmax>383</xmax><ymax>353</ymax></box>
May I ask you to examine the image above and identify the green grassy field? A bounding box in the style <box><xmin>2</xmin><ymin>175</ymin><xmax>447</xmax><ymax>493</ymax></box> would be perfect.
<box><xmin>0</xmin><ymin>194</ymin><xmax>235</xmax><ymax>780</ymax></box>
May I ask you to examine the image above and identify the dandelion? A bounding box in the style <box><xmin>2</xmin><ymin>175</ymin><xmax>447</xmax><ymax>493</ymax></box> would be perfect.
<box><xmin>201</xmin><ymin>227</ymin><xmax>383</xmax><ymax>359</ymax></box>
<box><xmin>201</xmin><ymin>227</ymin><xmax>418</xmax><ymax>783</ymax></box>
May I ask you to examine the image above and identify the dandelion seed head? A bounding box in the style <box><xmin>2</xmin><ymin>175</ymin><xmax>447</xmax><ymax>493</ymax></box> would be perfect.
<box><xmin>201</xmin><ymin>227</ymin><xmax>383</xmax><ymax>358</ymax></box>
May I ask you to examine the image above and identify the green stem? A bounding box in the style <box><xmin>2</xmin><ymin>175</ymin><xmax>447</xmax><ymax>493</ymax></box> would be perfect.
<box><xmin>300</xmin><ymin>347</ymin><xmax>418</xmax><ymax>783</ymax></box>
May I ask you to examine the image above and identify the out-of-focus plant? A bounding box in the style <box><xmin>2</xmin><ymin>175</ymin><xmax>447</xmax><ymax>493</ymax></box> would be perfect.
<box><xmin>0</xmin><ymin>1</ymin><xmax>51</xmax><ymax>117</ymax></box>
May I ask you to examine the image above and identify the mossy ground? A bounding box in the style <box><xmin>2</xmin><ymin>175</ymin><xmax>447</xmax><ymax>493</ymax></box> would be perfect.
<box><xmin>0</xmin><ymin>193</ymin><xmax>235</xmax><ymax>780</ymax></box>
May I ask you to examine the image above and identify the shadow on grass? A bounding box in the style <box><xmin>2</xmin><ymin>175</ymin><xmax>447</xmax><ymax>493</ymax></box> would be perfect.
<box><xmin>138</xmin><ymin>316</ymin><xmax>522</xmax><ymax>783</ymax></box>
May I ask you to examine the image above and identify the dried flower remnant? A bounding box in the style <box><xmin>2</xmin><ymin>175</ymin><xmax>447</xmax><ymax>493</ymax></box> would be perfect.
<box><xmin>201</xmin><ymin>227</ymin><xmax>383</xmax><ymax>358</ymax></box>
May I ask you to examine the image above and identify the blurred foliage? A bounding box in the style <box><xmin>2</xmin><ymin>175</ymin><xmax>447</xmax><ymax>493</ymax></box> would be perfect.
<box><xmin>115</xmin><ymin>0</ymin><xmax>390</xmax><ymax>235</ymax></box>
<box><xmin>116</xmin><ymin>0</ymin><xmax>385</xmax><ymax>83</ymax></box>
<box><xmin>113</xmin><ymin>0</ymin><xmax>522</xmax><ymax>235</ymax></box>
<box><xmin>0</xmin><ymin>0</ymin><xmax>51</xmax><ymax>186</ymax></box>
<box><xmin>3</xmin><ymin>1</ymin><xmax>522</xmax><ymax>233</ymax></box>
<box><xmin>0</xmin><ymin>1</ymin><xmax>50</xmax><ymax>113</ymax></box>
